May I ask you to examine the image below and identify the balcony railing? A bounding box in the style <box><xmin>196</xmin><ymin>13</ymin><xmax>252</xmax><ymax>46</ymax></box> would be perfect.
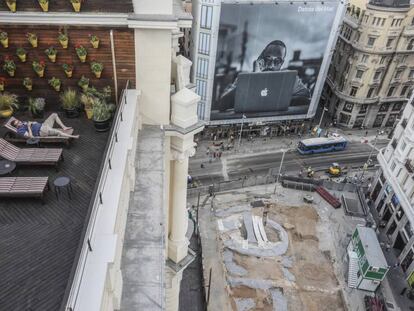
<box><xmin>406</xmin><ymin>159</ymin><xmax>414</xmax><ymax>173</ymax></box>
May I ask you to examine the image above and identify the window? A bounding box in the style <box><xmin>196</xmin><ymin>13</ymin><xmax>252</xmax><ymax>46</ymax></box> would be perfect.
<box><xmin>401</xmin><ymin>85</ymin><xmax>409</xmax><ymax>96</ymax></box>
<box><xmin>367</xmin><ymin>87</ymin><xmax>376</xmax><ymax>98</ymax></box>
<box><xmin>362</xmin><ymin>54</ymin><xmax>369</xmax><ymax>63</ymax></box>
<box><xmin>409</xmin><ymin>69</ymin><xmax>414</xmax><ymax>78</ymax></box>
<box><xmin>196</xmin><ymin>79</ymin><xmax>207</xmax><ymax>101</ymax></box>
<box><xmin>407</xmin><ymin>39</ymin><xmax>414</xmax><ymax>50</ymax></box>
<box><xmin>360</xmin><ymin>104</ymin><xmax>368</xmax><ymax>114</ymax></box>
<box><xmin>379</xmin><ymin>103</ymin><xmax>389</xmax><ymax>112</ymax></box>
<box><xmin>386</xmin><ymin>114</ymin><xmax>398</xmax><ymax>127</ymax></box>
<box><xmin>412</xmin><ymin>17</ymin><xmax>414</xmax><ymax>25</ymax></box>
<box><xmin>393</xmin><ymin>102</ymin><xmax>403</xmax><ymax>111</ymax></box>
<box><xmin>391</xmin><ymin>161</ymin><xmax>397</xmax><ymax>171</ymax></box>
<box><xmin>373</xmin><ymin>70</ymin><xmax>382</xmax><ymax>81</ymax></box>
<box><xmin>350</xmin><ymin>87</ymin><xmax>358</xmax><ymax>97</ymax></box>
<box><xmin>401</xmin><ymin>140</ymin><xmax>407</xmax><ymax>151</ymax></box>
<box><xmin>343</xmin><ymin>102</ymin><xmax>354</xmax><ymax>112</ymax></box>
<box><xmin>380</xmin><ymin>56</ymin><xmax>387</xmax><ymax>64</ymax></box>
<box><xmin>200</xmin><ymin>5</ymin><xmax>213</xmax><ymax>29</ymax></box>
<box><xmin>339</xmin><ymin>112</ymin><xmax>351</xmax><ymax>125</ymax></box>
<box><xmin>395</xmin><ymin>69</ymin><xmax>403</xmax><ymax>79</ymax></box>
<box><xmin>387</xmin><ymin>38</ymin><xmax>394</xmax><ymax>48</ymax></box>
<box><xmin>355</xmin><ymin>32</ymin><xmax>361</xmax><ymax>42</ymax></box>
<box><xmin>198</xmin><ymin>33</ymin><xmax>211</xmax><ymax>55</ymax></box>
<box><xmin>372</xmin><ymin>17</ymin><xmax>377</xmax><ymax>25</ymax></box>
<box><xmin>196</xmin><ymin>58</ymin><xmax>209</xmax><ymax>79</ymax></box>
<box><xmin>382</xmin><ymin>18</ymin><xmax>386</xmax><ymax>26</ymax></box>
<box><xmin>401</xmin><ymin>55</ymin><xmax>408</xmax><ymax>64</ymax></box>
<box><xmin>387</xmin><ymin>87</ymin><xmax>396</xmax><ymax>97</ymax></box>
<box><xmin>367</xmin><ymin>37</ymin><xmax>376</xmax><ymax>47</ymax></box>
<box><xmin>355</xmin><ymin>70</ymin><xmax>364</xmax><ymax>79</ymax></box>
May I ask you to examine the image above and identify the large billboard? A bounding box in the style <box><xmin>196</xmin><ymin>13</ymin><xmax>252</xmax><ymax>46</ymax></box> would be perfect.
<box><xmin>210</xmin><ymin>1</ymin><xmax>339</xmax><ymax>122</ymax></box>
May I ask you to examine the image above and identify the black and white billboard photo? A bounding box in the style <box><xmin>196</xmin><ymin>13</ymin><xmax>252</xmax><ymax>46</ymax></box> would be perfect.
<box><xmin>210</xmin><ymin>1</ymin><xmax>339</xmax><ymax>122</ymax></box>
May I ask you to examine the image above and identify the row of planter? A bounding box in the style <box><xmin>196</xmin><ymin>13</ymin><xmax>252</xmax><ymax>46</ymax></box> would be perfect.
<box><xmin>0</xmin><ymin>75</ymin><xmax>92</xmax><ymax>92</ymax></box>
<box><xmin>4</xmin><ymin>0</ymin><xmax>85</xmax><ymax>13</ymax></box>
<box><xmin>0</xmin><ymin>31</ymin><xmax>100</xmax><ymax>50</ymax></box>
<box><xmin>2</xmin><ymin>56</ymin><xmax>104</xmax><ymax>78</ymax></box>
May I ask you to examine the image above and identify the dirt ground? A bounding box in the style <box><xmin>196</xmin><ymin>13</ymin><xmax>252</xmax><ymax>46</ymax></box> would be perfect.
<box><xmin>220</xmin><ymin>203</ymin><xmax>345</xmax><ymax>311</ymax></box>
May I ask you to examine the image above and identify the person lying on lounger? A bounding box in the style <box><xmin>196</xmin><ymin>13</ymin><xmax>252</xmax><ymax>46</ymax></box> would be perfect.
<box><xmin>11</xmin><ymin>113</ymin><xmax>79</xmax><ymax>139</ymax></box>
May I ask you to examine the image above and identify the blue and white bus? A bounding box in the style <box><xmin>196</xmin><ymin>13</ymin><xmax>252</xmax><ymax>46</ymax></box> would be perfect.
<box><xmin>297</xmin><ymin>136</ymin><xmax>348</xmax><ymax>155</ymax></box>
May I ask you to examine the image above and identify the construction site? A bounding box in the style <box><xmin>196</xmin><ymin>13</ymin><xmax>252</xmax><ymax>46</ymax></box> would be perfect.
<box><xmin>192</xmin><ymin>183</ymin><xmax>370</xmax><ymax>311</ymax></box>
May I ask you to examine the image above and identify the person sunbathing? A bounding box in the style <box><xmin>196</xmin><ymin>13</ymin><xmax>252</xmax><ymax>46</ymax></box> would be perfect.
<box><xmin>11</xmin><ymin>113</ymin><xmax>79</xmax><ymax>139</ymax></box>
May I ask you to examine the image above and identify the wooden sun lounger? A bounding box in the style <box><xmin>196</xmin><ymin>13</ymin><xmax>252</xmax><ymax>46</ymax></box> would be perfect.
<box><xmin>0</xmin><ymin>138</ymin><xmax>63</xmax><ymax>167</ymax></box>
<box><xmin>0</xmin><ymin>177</ymin><xmax>49</xmax><ymax>200</ymax></box>
<box><xmin>3</xmin><ymin>117</ymin><xmax>74</xmax><ymax>146</ymax></box>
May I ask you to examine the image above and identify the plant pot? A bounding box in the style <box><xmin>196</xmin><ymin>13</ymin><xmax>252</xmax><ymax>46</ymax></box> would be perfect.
<box><xmin>64</xmin><ymin>108</ymin><xmax>80</xmax><ymax>118</ymax></box>
<box><xmin>0</xmin><ymin>38</ymin><xmax>8</xmax><ymax>48</ymax></box>
<box><xmin>25</xmin><ymin>85</ymin><xmax>32</xmax><ymax>91</ymax></box>
<box><xmin>48</xmin><ymin>54</ymin><xmax>56</xmax><ymax>63</ymax></box>
<box><xmin>0</xmin><ymin>108</ymin><xmax>13</xmax><ymax>118</ymax></box>
<box><xmin>6</xmin><ymin>1</ymin><xmax>16</xmax><ymax>12</ymax></box>
<box><xmin>7</xmin><ymin>70</ymin><xmax>14</xmax><ymax>77</ymax></box>
<box><xmin>78</xmin><ymin>54</ymin><xmax>86</xmax><ymax>63</ymax></box>
<box><xmin>93</xmin><ymin>119</ymin><xmax>111</xmax><ymax>132</ymax></box>
<box><xmin>29</xmin><ymin>38</ymin><xmax>38</xmax><ymax>48</ymax></box>
<box><xmin>80</xmin><ymin>85</ymin><xmax>88</xmax><ymax>92</ymax></box>
<box><xmin>59</xmin><ymin>39</ymin><xmax>68</xmax><ymax>49</ymax></box>
<box><xmin>94</xmin><ymin>71</ymin><xmax>102</xmax><ymax>79</ymax></box>
<box><xmin>71</xmin><ymin>2</ymin><xmax>81</xmax><ymax>12</ymax></box>
<box><xmin>0</xmin><ymin>84</ymin><xmax>4</xmax><ymax>92</ymax></box>
<box><xmin>53</xmin><ymin>85</ymin><xmax>61</xmax><ymax>92</ymax></box>
<box><xmin>85</xmin><ymin>108</ymin><xmax>93</xmax><ymax>119</ymax></box>
<box><xmin>64</xmin><ymin>70</ymin><xmax>73</xmax><ymax>78</ymax></box>
<box><xmin>39</xmin><ymin>1</ymin><xmax>48</xmax><ymax>11</ymax></box>
<box><xmin>35</xmin><ymin>69</ymin><xmax>45</xmax><ymax>77</ymax></box>
<box><xmin>91</xmin><ymin>40</ymin><xmax>99</xmax><ymax>49</ymax></box>
<box><xmin>17</xmin><ymin>54</ymin><xmax>26</xmax><ymax>62</ymax></box>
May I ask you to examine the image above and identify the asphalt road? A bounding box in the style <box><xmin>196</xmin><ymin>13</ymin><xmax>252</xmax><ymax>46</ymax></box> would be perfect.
<box><xmin>189</xmin><ymin>140</ymin><xmax>389</xmax><ymax>186</ymax></box>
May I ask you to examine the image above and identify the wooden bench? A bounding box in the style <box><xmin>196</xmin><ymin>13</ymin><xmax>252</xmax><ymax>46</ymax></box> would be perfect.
<box><xmin>0</xmin><ymin>177</ymin><xmax>49</xmax><ymax>200</ymax></box>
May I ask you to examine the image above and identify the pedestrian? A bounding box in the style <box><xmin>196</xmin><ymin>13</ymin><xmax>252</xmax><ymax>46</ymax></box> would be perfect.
<box><xmin>219</xmin><ymin>152</ymin><xmax>222</xmax><ymax>158</ymax></box>
<box><xmin>365</xmin><ymin>130</ymin><xmax>368</xmax><ymax>137</ymax></box>
<box><xmin>200</xmin><ymin>163</ymin><xmax>205</xmax><ymax>169</ymax></box>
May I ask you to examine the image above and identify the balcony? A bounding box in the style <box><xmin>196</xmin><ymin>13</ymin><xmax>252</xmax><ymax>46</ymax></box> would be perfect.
<box><xmin>392</xmin><ymin>139</ymin><xmax>398</xmax><ymax>149</ymax></box>
<box><xmin>406</xmin><ymin>159</ymin><xmax>414</xmax><ymax>173</ymax></box>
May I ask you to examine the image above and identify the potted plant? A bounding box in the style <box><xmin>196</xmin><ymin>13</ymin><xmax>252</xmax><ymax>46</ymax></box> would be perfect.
<box><xmin>62</xmin><ymin>62</ymin><xmax>73</xmax><ymax>78</ymax></box>
<box><xmin>92</xmin><ymin>99</ymin><xmax>115</xmax><ymax>132</ymax></box>
<box><xmin>0</xmin><ymin>31</ymin><xmax>8</xmax><ymax>48</ymax></box>
<box><xmin>26</xmin><ymin>32</ymin><xmax>38</xmax><ymax>48</ymax></box>
<box><xmin>60</xmin><ymin>88</ymin><xmax>80</xmax><ymax>118</ymax></box>
<box><xmin>0</xmin><ymin>92</ymin><xmax>18</xmax><ymax>118</ymax></box>
<box><xmin>48</xmin><ymin>77</ymin><xmax>61</xmax><ymax>92</ymax></box>
<box><xmin>75</xmin><ymin>44</ymin><xmax>87</xmax><ymax>62</ymax></box>
<box><xmin>90</xmin><ymin>60</ymin><xmax>103</xmax><ymax>78</ymax></box>
<box><xmin>58</xmin><ymin>32</ymin><xmax>68</xmax><ymax>49</ymax></box>
<box><xmin>70</xmin><ymin>0</ymin><xmax>82</xmax><ymax>12</ymax></box>
<box><xmin>23</xmin><ymin>77</ymin><xmax>33</xmax><ymax>91</ymax></box>
<box><xmin>0</xmin><ymin>77</ymin><xmax>5</xmax><ymax>92</ymax></box>
<box><xmin>5</xmin><ymin>0</ymin><xmax>16</xmax><ymax>12</ymax></box>
<box><xmin>32</xmin><ymin>60</ymin><xmax>45</xmax><ymax>77</ymax></box>
<box><xmin>45</xmin><ymin>46</ymin><xmax>57</xmax><ymax>63</ymax></box>
<box><xmin>89</xmin><ymin>34</ymin><xmax>100</xmax><ymax>48</ymax></box>
<box><xmin>79</xmin><ymin>92</ymin><xmax>96</xmax><ymax>119</ymax></box>
<box><xmin>28</xmin><ymin>97</ymin><xmax>46</xmax><ymax>118</ymax></box>
<box><xmin>3</xmin><ymin>56</ymin><xmax>16</xmax><ymax>77</ymax></box>
<box><xmin>78</xmin><ymin>75</ymin><xmax>89</xmax><ymax>91</ymax></box>
<box><xmin>16</xmin><ymin>47</ymin><xmax>27</xmax><ymax>62</ymax></box>
<box><xmin>38</xmin><ymin>0</ymin><xmax>49</xmax><ymax>12</ymax></box>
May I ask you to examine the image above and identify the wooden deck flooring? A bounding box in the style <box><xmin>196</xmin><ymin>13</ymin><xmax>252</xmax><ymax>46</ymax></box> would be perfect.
<box><xmin>0</xmin><ymin>113</ymin><xmax>109</xmax><ymax>310</ymax></box>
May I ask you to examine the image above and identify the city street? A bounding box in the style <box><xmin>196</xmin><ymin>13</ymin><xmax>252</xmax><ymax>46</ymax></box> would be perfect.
<box><xmin>189</xmin><ymin>140</ymin><xmax>389</xmax><ymax>187</ymax></box>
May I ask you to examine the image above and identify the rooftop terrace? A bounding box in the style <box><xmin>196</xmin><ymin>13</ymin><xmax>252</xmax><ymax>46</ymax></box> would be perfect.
<box><xmin>0</xmin><ymin>113</ymin><xmax>109</xmax><ymax>310</ymax></box>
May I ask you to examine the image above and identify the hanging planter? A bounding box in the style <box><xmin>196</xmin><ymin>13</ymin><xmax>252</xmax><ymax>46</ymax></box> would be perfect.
<box><xmin>78</xmin><ymin>75</ymin><xmax>89</xmax><ymax>92</ymax></box>
<box><xmin>45</xmin><ymin>46</ymin><xmax>58</xmax><ymax>63</ymax></box>
<box><xmin>16</xmin><ymin>47</ymin><xmax>27</xmax><ymax>62</ymax></box>
<box><xmin>62</xmin><ymin>62</ymin><xmax>73</xmax><ymax>78</ymax></box>
<box><xmin>3</xmin><ymin>56</ymin><xmax>16</xmax><ymax>77</ymax></box>
<box><xmin>70</xmin><ymin>0</ymin><xmax>82</xmax><ymax>12</ymax></box>
<box><xmin>89</xmin><ymin>34</ymin><xmax>99</xmax><ymax>49</ymax></box>
<box><xmin>75</xmin><ymin>44</ymin><xmax>87</xmax><ymax>63</ymax></box>
<box><xmin>5</xmin><ymin>0</ymin><xmax>16</xmax><ymax>12</ymax></box>
<box><xmin>0</xmin><ymin>31</ymin><xmax>8</xmax><ymax>48</ymax></box>
<box><xmin>90</xmin><ymin>60</ymin><xmax>103</xmax><ymax>78</ymax></box>
<box><xmin>58</xmin><ymin>32</ymin><xmax>68</xmax><ymax>49</ymax></box>
<box><xmin>26</xmin><ymin>33</ymin><xmax>38</xmax><ymax>48</ymax></box>
<box><xmin>32</xmin><ymin>60</ymin><xmax>45</xmax><ymax>77</ymax></box>
<box><xmin>23</xmin><ymin>77</ymin><xmax>33</xmax><ymax>91</ymax></box>
<box><xmin>0</xmin><ymin>77</ymin><xmax>5</xmax><ymax>92</ymax></box>
<box><xmin>38</xmin><ymin>0</ymin><xmax>49</xmax><ymax>12</ymax></box>
<box><xmin>48</xmin><ymin>77</ymin><xmax>61</xmax><ymax>92</ymax></box>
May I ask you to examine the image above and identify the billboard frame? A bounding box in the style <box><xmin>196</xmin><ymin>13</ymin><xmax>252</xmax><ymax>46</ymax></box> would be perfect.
<box><xmin>196</xmin><ymin>0</ymin><xmax>346</xmax><ymax>125</ymax></box>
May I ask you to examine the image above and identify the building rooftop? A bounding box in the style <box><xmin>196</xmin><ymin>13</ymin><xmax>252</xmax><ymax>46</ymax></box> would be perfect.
<box><xmin>369</xmin><ymin>0</ymin><xmax>410</xmax><ymax>8</ymax></box>
<box><xmin>356</xmin><ymin>226</ymin><xmax>388</xmax><ymax>268</ymax></box>
<box><xmin>0</xmin><ymin>114</ymin><xmax>109</xmax><ymax>310</ymax></box>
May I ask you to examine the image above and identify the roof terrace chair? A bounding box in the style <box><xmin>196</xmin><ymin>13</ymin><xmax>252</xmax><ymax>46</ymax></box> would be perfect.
<box><xmin>0</xmin><ymin>138</ymin><xmax>63</xmax><ymax>167</ymax></box>
<box><xmin>3</xmin><ymin>117</ymin><xmax>74</xmax><ymax>146</ymax></box>
<box><xmin>0</xmin><ymin>177</ymin><xmax>49</xmax><ymax>200</ymax></box>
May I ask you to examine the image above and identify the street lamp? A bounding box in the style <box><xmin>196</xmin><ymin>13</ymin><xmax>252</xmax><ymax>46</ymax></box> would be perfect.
<box><xmin>237</xmin><ymin>114</ymin><xmax>247</xmax><ymax>150</ymax></box>
<box><xmin>273</xmin><ymin>148</ymin><xmax>288</xmax><ymax>194</ymax></box>
<box><xmin>359</xmin><ymin>129</ymin><xmax>383</xmax><ymax>182</ymax></box>
<box><xmin>318</xmin><ymin>106</ymin><xmax>329</xmax><ymax>129</ymax></box>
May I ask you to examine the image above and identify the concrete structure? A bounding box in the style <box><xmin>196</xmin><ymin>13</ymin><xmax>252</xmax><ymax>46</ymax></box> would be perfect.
<box><xmin>369</xmin><ymin>95</ymin><xmax>414</xmax><ymax>287</ymax></box>
<box><xmin>347</xmin><ymin>226</ymin><xmax>389</xmax><ymax>291</ymax></box>
<box><xmin>323</xmin><ymin>0</ymin><xmax>414</xmax><ymax>129</ymax></box>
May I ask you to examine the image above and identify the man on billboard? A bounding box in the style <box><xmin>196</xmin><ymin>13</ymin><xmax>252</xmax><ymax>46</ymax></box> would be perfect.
<box><xmin>217</xmin><ymin>40</ymin><xmax>311</xmax><ymax>113</ymax></box>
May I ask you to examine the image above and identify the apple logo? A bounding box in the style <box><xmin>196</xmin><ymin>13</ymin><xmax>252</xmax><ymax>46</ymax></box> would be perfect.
<box><xmin>260</xmin><ymin>88</ymin><xmax>268</xmax><ymax>97</ymax></box>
